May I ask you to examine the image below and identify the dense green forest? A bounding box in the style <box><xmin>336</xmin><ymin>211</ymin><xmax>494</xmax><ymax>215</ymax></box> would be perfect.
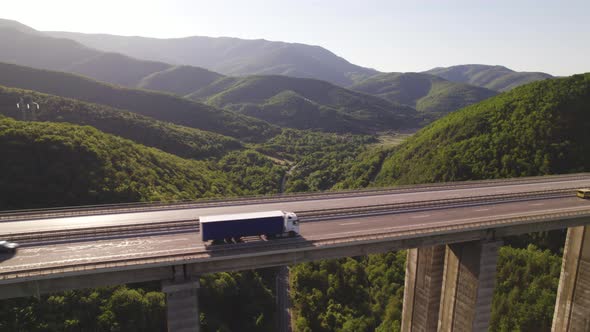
<box><xmin>0</xmin><ymin>62</ymin><xmax>278</xmax><ymax>141</ymax></box>
<box><xmin>188</xmin><ymin>75</ymin><xmax>419</xmax><ymax>133</ymax></box>
<box><xmin>291</xmin><ymin>253</ymin><xmax>406</xmax><ymax>332</ymax></box>
<box><xmin>288</xmin><ymin>73</ymin><xmax>590</xmax><ymax>332</ymax></box>
<box><xmin>0</xmin><ymin>86</ymin><xmax>242</xmax><ymax>159</ymax></box>
<box><xmin>491</xmin><ymin>245</ymin><xmax>562</xmax><ymax>332</ymax></box>
<box><xmin>372</xmin><ymin>73</ymin><xmax>590</xmax><ymax>185</ymax></box>
<box><xmin>0</xmin><ymin>116</ymin><xmax>283</xmax><ymax>332</ymax></box>
<box><xmin>0</xmin><ymin>117</ymin><xmax>245</xmax><ymax>209</ymax></box>
<box><xmin>0</xmin><ymin>270</ymin><xmax>279</xmax><ymax>332</ymax></box>
<box><xmin>256</xmin><ymin>129</ymin><xmax>377</xmax><ymax>192</ymax></box>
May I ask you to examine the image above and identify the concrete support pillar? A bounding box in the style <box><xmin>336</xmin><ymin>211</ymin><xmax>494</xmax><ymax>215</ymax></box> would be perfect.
<box><xmin>552</xmin><ymin>226</ymin><xmax>590</xmax><ymax>332</ymax></box>
<box><xmin>276</xmin><ymin>266</ymin><xmax>292</xmax><ymax>332</ymax></box>
<box><xmin>162</xmin><ymin>265</ymin><xmax>200</xmax><ymax>332</ymax></box>
<box><xmin>437</xmin><ymin>240</ymin><xmax>502</xmax><ymax>332</ymax></box>
<box><xmin>401</xmin><ymin>245</ymin><xmax>446</xmax><ymax>332</ymax></box>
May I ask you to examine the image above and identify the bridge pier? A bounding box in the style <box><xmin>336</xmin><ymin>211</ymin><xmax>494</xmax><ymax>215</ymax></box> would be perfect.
<box><xmin>437</xmin><ymin>240</ymin><xmax>502</xmax><ymax>332</ymax></box>
<box><xmin>276</xmin><ymin>266</ymin><xmax>292</xmax><ymax>332</ymax></box>
<box><xmin>162</xmin><ymin>265</ymin><xmax>200</xmax><ymax>332</ymax></box>
<box><xmin>552</xmin><ymin>226</ymin><xmax>590</xmax><ymax>332</ymax></box>
<box><xmin>401</xmin><ymin>245</ymin><xmax>446</xmax><ymax>332</ymax></box>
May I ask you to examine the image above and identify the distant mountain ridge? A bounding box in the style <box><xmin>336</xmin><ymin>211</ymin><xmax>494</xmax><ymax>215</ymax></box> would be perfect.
<box><xmin>0</xmin><ymin>62</ymin><xmax>277</xmax><ymax>141</ymax></box>
<box><xmin>0</xmin><ymin>18</ymin><xmax>557</xmax><ymax>134</ymax></box>
<box><xmin>0</xmin><ymin>19</ymin><xmax>420</xmax><ymax>134</ymax></box>
<box><xmin>349</xmin><ymin>72</ymin><xmax>498</xmax><ymax>121</ymax></box>
<box><xmin>424</xmin><ymin>64</ymin><xmax>553</xmax><ymax>91</ymax></box>
<box><xmin>0</xmin><ymin>18</ymin><xmax>40</xmax><ymax>35</ymax></box>
<box><xmin>46</xmin><ymin>31</ymin><xmax>379</xmax><ymax>87</ymax></box>
<box><xmin>0</xmin><ymin>19</ymin><xmax>223</xmax><ymax>94</ymax></box>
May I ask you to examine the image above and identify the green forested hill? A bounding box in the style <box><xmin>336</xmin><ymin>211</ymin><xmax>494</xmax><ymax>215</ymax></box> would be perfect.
<box><xmin>189</xmin><ymin>75</ymin><xmax>419</xmax><ymax>133</ymax></box>
<box><xmin>0</xmin><ymin>115</ymin><xmax>285</xmax><ymax>331</ymax></box>
<box><xmin>0</xmin><ymin>86</ymin><xmax>242</xmax><ymax>159</ymax></box>
<box><xmin>290</xmin><ymin>74</ymin><xmax>590</xmax><ymax>332</ymax></box>
<box><xmin>424</xmin><ymin>64</ymin><xmax>553</xmax><ymax>91</ymax></box>
<box><xmin>349</xmin><ymin>72</ymin><xmax>497</xmax><ymax>121</ymax></box>
<box><xmin>0</xmin><ymin>62</ymin><xmax>278</xmax><ymax>141</ymax></box>
<box><xmin>65</xmin><ymin>52</ymin><xmax>171</xmax><ymax>87</ymax></box>
<box><xmin>372</xmin><ymin>73</ymin><xmax>590</xmax><ymax>185</ymax></box>
<box><xmin>137</xmin><ymin>65</ymin><xmax>223</xmax><ymax>95</ymax></box>
<box><xmin>0</xmin><ymin>117</ymin><xmax>244</xmax><ymax>209</ymax></box>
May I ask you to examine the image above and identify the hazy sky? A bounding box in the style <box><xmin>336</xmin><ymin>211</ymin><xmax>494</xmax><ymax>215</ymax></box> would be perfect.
<box><xmin>4</xmin><ymin>0</ymin><xmax>589</xmax><ymax>76</ymax></box>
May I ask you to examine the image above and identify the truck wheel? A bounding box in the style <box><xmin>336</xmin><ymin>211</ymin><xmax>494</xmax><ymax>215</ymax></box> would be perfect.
<box><xmin>288</xmin><ymin>231</ymin><xmax>296</xmax><ymax>237</ymax></box>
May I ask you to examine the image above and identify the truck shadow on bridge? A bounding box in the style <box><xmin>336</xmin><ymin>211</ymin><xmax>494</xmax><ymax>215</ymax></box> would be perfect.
<box><xmin>203</xmin><ymin>235</ymin><xmax>313</xmax><ymax>256</ymax></box>
<box><xmin>0</xmin><ymin>252</ymin><xmax>16</xmax><ymax>263</ymax></box>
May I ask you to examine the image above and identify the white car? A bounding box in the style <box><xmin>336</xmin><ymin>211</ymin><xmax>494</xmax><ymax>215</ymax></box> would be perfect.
<box><xmin>0</xmin><ymin>241</ymin><xmax>19</xmax><ymax>254</ymax></box>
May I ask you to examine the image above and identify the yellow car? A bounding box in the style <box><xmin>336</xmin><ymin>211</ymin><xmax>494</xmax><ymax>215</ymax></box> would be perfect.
<box><xmin>577</xmin><ymin>189</ymin><xmax>590</xmax><ymax>199</ymax></box>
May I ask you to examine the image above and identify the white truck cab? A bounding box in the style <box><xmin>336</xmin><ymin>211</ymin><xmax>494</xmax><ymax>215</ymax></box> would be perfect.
<box><xmin>284</xmin><ymin>211</ymin><xmax>300</xmax><ymax>237</ymax></box>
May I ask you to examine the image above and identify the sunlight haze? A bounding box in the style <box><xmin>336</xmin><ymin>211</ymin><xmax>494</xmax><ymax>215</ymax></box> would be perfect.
<box><xmin>3</xmin><ymin>0</ymin><xmax>589</xmax><ymax>76</ymax></box>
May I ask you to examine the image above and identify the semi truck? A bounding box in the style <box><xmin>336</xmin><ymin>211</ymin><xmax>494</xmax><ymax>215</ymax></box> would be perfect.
<box><xmin>200</xmin><ymin>210</ymin><xmax>300</xmax><ymax>243</ymax></box>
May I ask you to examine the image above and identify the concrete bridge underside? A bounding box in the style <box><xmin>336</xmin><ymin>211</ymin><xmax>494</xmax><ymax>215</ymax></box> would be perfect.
<box><xmin>160</xmin><ymin>227</ymin><xmax>590</xmax><ymax>332</ymax></box>
<box><xmin>401</xmin><ymin>225</ymin><xmax>590</xmax><ymax>332</ymax></box>
<box><xmin>3</xmin><ymin>227</ymin><xmax>590</xmax><ymax>331</ymax></box>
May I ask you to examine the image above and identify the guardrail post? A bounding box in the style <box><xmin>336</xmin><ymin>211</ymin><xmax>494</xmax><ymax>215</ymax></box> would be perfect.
<box><xmin>162</xmin><ymin>265</ymin><xmax>200</xmax><ymax>332</ymax></box>
<box><xmin>552</xmin><ymin>226</ymin><xmax>590</xmax><ymax>332</ymax></box>
<box><xmin>437</xmin><ymin>239</ymin><xmax>502</xmax><ymax>332</ymax></box>
<box><xmin>401</xmin><ymin>245</ymin><xmax>445</xmax><ymax>332</ymax></box>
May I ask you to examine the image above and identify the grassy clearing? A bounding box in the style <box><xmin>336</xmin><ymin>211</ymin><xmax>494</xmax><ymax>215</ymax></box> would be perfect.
<box><xmin>373</xmin><ymin>130</ymin><xmax>416</xmax><ymax>147</ymax></box>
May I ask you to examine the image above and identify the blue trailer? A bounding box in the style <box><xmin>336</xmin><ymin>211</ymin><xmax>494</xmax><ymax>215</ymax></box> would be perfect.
<box><xmin>200</xmin><ymin>210</ymin><xmax>300</xmax><ymax>243</ymax></box>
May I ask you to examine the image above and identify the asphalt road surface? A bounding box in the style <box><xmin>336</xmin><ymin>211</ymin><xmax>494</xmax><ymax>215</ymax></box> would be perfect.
<box><xmin>2</xmin><ymin>195</ymin><xmax>589</xmax><ymax>275</ymax></box>
<box><xmin>2</xmin><ymin>176</ymin><xmax>590</xmax><ymax>235</ymax></box>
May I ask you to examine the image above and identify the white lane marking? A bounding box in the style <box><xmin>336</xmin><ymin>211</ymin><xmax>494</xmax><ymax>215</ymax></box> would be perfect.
<box><xmin>0</xmin><ymin>246</ymin><xmax>206</xmax><ymax>271</ymax></box>
<box><xmin>475</xmin><ymin>208</ymin><xmax>490</xmax><ymax>212</ymax></box>
<box><xmin>339</xmin><ymin>222</ymin><xmax>360</xmax><ymax>226</ymax></box>
<box><xmin>411</xmin><ymin>214</ymin><xmax>430</xmax><ymax>219</ymax></box>
<box><xmin>530</xmin><ymin>203</ymin><xmax>545</xmax><ymax>206</ymax></box>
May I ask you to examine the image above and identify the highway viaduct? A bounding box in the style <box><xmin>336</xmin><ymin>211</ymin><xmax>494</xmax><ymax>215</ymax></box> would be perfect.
<box><xmin>2</xmin><ymin>174</ymin><xmax>590</xmax><ymax>331</ymax></box>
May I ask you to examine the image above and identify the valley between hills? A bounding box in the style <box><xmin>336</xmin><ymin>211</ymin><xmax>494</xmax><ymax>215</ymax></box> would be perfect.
<box><xmin>0</xmin><ymin>16</ymin><xmax>585</xmax><ymax>332</ymax></box>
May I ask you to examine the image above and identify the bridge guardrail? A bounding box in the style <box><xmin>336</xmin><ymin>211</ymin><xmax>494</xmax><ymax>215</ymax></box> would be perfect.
<box><xmin>2</xmin><ymin>187</ymin><xmax>573</xmax><ymax>243</ymax></box>
<box><xmin>1</xmin><ymin>187</ymin><xmax>578</xmax><ymax>245</ymax></box>
<box><xmin>2</xmin><ymin>205</ymin><xmax>590</xmax><ymax>282</ymax></box>
<box><xmin>1</xmin><ymin>173</ymin><xmax>588</xmax><ymax>222</ymax></box>
<box><xmin>296</xmin><ymin>188</ymin><xmax>572</xmax><ymax>220</ymax></box>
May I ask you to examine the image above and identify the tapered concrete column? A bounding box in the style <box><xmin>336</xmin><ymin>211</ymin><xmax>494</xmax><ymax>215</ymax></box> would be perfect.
<box><xmin>552</xmin><ymin>226</ymin><xmax>590</xmax><ymax>332</ymax></box>
<box><xmin>401</xmin><ymin>245</ymin><xmax>446</xmax><ymax>332</ymax></box>
<box><xmin>437</xmin><ymin>240</ymin><xmax>502</xmax><ymax>332</ymax></box>
<box><xmin>162</xmin><ymin>265</ymin><xmax>200</xmax><ymax>332</ymax></box>
<box><xmin>276</xmin><ymin>266</ymin><xmax>292</xmax><ymax>332</ymax></box>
